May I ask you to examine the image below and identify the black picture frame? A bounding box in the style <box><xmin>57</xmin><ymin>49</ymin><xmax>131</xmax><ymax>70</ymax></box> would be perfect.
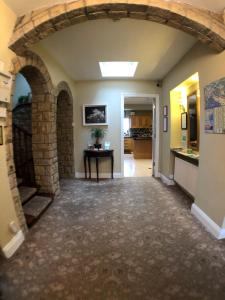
<box><xmin>163</xmin><ymin>117</ymin><xmax>168</xmax><ymax>132</ymax></box>
<box><xmin>0</xmin><ymin>126</ymin><xmax>3</xmax><ymax>145</ymax></box>
<box><xmin>163</xmin><ymin>105</ymin><xmax>168</xmax><ymax>116</ymax></box>
<box><xmin>181</xmin><ymin>112</ymin><xmax>187</xmax><ymax>130</ymax></box>
<box><xmin>83</xmin><ymin>104</ymin><xmax>108</xmax><ymax>126</ymax></box>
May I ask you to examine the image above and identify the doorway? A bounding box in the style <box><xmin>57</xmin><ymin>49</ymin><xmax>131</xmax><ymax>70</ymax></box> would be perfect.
<box><xmin>57</xmin><ymin>89</ymin><xmax>75</xmax><ymax>179</ymax></box>
<box><xmin>9</xmin><ymin>53</ymin><xmax>60</xmax><ymax>231</ymax></box>
<box><xmin>121</xmin><ymin>93</ymin><xmax>160</xmax><ymax>178</ymax></box>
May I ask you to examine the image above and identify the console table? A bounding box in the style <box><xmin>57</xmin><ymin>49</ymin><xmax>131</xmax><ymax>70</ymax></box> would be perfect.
<box><xmin>84</xmin><ymin>149</ymin><xmax>114</xmax><ymax>182</ymax></box>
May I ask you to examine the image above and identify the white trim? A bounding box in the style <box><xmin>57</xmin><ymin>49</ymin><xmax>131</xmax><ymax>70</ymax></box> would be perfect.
<box><xmin>2</xmin><ymin>230</ymin><xmax>25</xmax><ymax>258</ymax></box>
<box><xmin>120</xmin><ymin>93</ymin><xmax>160</xmax><ymax>178</ymax></box>
<box><xmin>191</xmin><ymin>203</ymin><xmax>225</xmax><ymax>240</ymax></box>
<box><xmin>159</xmin><ymin>173</ymin><xmax>175</xmax><ymax>185</ymax></box>
<box><xmin>75</xmin><ymin>172</ymin><xmax>122</xmax><ymax>179</ymax></box>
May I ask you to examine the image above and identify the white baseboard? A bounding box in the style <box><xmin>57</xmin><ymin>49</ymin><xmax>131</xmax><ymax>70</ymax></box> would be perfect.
<box><xmin>159</xmin><ymin>173</ymin><xmax>175</xmax><ymax>186</ymax></box>
<box><xmin>191</xmin><ymin>203</ymin><xmax>225</xmax><ymax>239</ymax></box>
<box><xmin>75</xmin><ymin>172</ymin><xmax>122</xmax><ymax>179</ymax></box>
<box><xmin>2</xmin><ymin>230</ymin><xmax>25</xmax><ymax>258</ymax></box>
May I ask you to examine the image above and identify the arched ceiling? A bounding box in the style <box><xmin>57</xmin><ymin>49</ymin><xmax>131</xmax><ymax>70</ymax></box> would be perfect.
<box><xmin>37</xmin><ymin>19</ymin><xmax>196</xmax><ymax>81</ymax></box>
<box><xmin>3</xmin><ymin>0</ymin><xmax>225</xmax><ymax>16</ymax></box>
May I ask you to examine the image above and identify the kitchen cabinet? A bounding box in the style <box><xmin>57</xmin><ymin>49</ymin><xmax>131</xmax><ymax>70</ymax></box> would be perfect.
<box><xmin>130</xmin><ymin>115</ymin><xmax>152</xmax><ymax>128</ymax></box>
<box><xmin>124</xmin><ymin>138</ymin><xmax>134</xmax><ymax>153</ymax></box>
<box><xmin>133</xmin><ymin>138</ymin><xmax>152</xmax><ymax>159</ymax></box>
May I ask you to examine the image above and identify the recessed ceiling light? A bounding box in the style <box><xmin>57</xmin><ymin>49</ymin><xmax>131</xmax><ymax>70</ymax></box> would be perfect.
<box><xmin>99</xmin><ymin>61</ymin><xmax>138</xmax><ymax>77</ymax></box>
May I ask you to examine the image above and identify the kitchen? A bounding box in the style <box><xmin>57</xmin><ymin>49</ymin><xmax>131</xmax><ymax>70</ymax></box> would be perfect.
<box><xmin>123</xmin><ymin>97</ymin><xmax>152</xmax><ymax>177</ymax></box>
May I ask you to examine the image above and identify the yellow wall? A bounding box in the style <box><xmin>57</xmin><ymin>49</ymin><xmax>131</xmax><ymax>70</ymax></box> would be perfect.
<box><xmin>0</xmin><ymin>0</ymin><xmax>20</xmax><ymax>249</ymax></box>
<box><xmin>161</xmin><ymin>42</ymin><xmax>225</xmax><ymax>227</ymax></box>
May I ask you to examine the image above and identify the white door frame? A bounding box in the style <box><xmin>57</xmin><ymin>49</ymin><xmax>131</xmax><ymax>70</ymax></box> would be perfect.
<box><xmin>120</xmin><ymin>93</ymin><xmax>160</xmax><ymax>178</ymax></box>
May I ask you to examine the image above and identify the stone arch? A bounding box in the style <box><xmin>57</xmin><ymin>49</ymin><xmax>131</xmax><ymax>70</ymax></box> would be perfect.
<box><xmin>6</xmin><ymin>51</ymin><xmax>59</xmax><ymax>232</ymax></box>
<box><xmin>9</xmin><ymin>1</ymin><xmax>225</xmax><ymax>55</ymax></box>
<box><xmin>55</xmin><ymin>82</ymin><xmax>75</xmax><ymax>179</ymax></box>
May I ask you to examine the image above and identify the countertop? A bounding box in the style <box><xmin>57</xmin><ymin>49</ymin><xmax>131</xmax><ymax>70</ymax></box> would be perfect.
<box><xmin>124</xmin><ymin>136</ymin><xmax>152</xmax><ymax>139</ymax></box>
<box><xmin>171</xmin><ymin>148</ymin><xmax>199</xmax><ymax>166</ymax></box>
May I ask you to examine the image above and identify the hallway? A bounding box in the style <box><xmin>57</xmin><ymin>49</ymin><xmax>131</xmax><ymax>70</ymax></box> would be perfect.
<box><xmin>124</xmin><ymin>154</ymin><xmax>152</xmax><ymax>177</ymax></box>
<box><xmin>1</xmin><ymin>178</ymin><xmax>225</xmax><ymax>300</ymax></box>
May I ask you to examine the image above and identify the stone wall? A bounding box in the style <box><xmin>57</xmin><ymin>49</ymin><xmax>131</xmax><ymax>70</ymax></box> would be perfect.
<box><xmin>6</xmin><ymin>52</ymin><xmax>60</xmax><ymax>232</ymax></box>
<box><xmin>56</xmin><ymin>82</ymin><xmax>75</xmax><ymax>179</ymax></box>
<box><xmin>8</xmin><ymin>0</ymin><xmax>225</xmax><ymax>55</ymax></box>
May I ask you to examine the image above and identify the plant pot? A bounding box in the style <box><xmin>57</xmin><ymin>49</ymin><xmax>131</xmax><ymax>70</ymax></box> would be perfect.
<box><xmin>94</xmin><ymin>144</ymin><xmax>102</xmax><ymax>149</ymax></box>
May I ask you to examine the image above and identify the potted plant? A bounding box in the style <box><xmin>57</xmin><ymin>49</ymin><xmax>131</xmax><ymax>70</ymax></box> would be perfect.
<box><xmin>91</xmin><ymin>127</ymin><xmax>106</xmax><ymax>149</ymax></box>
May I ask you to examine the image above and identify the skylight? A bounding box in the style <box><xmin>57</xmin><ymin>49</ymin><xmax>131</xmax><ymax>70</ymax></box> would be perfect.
<box><xmin>99</xmin><ymin>61</ymin><xmax>138</xmax><ymax>78</ymax></box>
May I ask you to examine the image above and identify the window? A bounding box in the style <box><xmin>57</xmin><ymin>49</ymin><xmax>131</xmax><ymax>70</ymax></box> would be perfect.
<box><xmin>99</xmin><ymin>62</ymin><xmax>138</xmax><ymax>77</ymax></box>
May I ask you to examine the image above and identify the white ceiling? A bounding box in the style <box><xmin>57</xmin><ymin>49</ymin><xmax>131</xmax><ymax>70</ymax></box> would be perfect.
<box><xmin>3</xmin><ymin>0</ymin><xmax>225</xmax><ymax>16</ymax></box>
<box><xmin>38</xmin><ymin>19</ymin><xmax>196</xmax><ymax>81</ymax></box>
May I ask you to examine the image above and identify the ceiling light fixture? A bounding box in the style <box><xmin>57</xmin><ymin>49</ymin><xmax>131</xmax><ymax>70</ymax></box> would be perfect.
<box><xmin>99</xmin><ymin>61</ymin><xmax>138</xmax><ymax>77</ymax></box>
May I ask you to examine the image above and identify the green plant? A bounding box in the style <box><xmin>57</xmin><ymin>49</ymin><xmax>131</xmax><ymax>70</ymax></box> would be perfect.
<box><xmin>91</xmin><ymin>127</ymin><xmax>106</xmax><ymax>145</ymax></box>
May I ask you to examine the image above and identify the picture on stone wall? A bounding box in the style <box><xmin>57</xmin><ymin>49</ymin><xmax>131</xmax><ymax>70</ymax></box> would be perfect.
<box><xmin>83</xmin><ymin>105</ymin><xmax>108</xmax><ymax>126</ymax></box>
<box><xmin>204</xmin><ymin>77</ymin><xmax>225</xmax><ymax>134</ymax></box>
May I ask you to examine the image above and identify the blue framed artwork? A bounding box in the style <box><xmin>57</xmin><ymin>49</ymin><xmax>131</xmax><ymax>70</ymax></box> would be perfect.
<box><xmin>204</xmin><ymin>77</ymin><xmax>225</xmax><ymax>134</ymax></box>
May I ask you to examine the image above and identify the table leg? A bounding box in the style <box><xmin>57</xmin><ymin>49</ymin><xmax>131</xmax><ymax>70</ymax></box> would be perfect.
<box><xmin>88</xmin><ymin>157</ymin><xmax>91</xmax><ymax>179</ymax></box>
<box><xmin>84</xmin><ymin>155</ymin><xmax>87</xmax><ymax>179</ymax></box>
<box><xmin>111</xmin><ymin>155</ymin><xmax>114</xmax><ymax>179</ymax></box>
<box><xmin>96</xmin><ymin>157</ymin><xmax>99</xmax><ymax>182</ymax></box>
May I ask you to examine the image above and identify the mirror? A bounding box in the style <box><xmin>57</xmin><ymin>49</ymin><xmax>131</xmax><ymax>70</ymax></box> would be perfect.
<box><xmin>187</xmin><ymin>91</ymin><xmax>199</xmax><ymax>151</ymax></box>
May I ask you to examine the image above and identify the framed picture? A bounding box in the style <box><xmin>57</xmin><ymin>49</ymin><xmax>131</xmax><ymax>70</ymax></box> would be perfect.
<box><xmin>83</xmin><ymin>104</ymin><xmax>108</xmax><ymax>126</ymax></box>
<box><xmin>0</xmin><ymin>126</ymin><xmax>3</xmax><ymax>145</ymax></box>
<box><xmin>163</xmin><ymin>105</ymin><xmax>168</xmax><ymax>116</ymax></box>
<box><xmin>163</xmin><ymin>117</ymin><xmax>168</xmax><ymax>132</ymax></box>
<box><xmin>181</xmin><ymin>112</ymin><xmax>187</xmax><ymax>130</ymax></box>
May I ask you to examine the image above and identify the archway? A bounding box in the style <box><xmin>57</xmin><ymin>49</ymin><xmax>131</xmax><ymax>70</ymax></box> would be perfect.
<box><xmin>9</xmin><ymin>1</ymin><xmax>225</xmax><ymax>55</ymax></box>
<box><xmin>6</xmin><ymin>52</ymin><xmax>60</xmax><ymax>231</ymax></box>
<box><xmin>56</xmin><ymin>82</ymin><xmax>75</xmax><ymax>179</ymax></box>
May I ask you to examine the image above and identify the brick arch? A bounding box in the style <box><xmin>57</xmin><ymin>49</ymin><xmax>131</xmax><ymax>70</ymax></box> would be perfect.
<box><xmin>9</xmin><ymin>0</ymin><xmax>225</xmax><ymax>54</ymax></box>
<box><xmin>55</xmin><ymin>82</ymin><xmax>75</xmax><ymax>179</ymax></box>
<box><xmin>6</xmin><ymin>51</ymin><xmax>60</xmax><ymax>232</ymax></box>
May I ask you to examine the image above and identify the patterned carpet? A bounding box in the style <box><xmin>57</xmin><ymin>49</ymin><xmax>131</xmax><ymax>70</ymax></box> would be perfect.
<box><xmin>1</xmin><ymin>178</ymin><xmax>225</xmax><ymax>300</ymax></box>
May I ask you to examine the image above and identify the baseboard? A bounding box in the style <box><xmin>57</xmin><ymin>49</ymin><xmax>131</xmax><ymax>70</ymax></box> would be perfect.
<box><xmin>159</xmin><ymin>173</ymin><xmax>175</xmax><ymax>186</ymax></box>
<box><xmin>2</xmin><ymin>230</ymin><xmax>25</xmax><ymax>258</ymax></box>
<box><xmin>75</xmin><ymin>172</ymin><xmax>122</xmax><ymax>179</ymax></box>
<box><xmin>191</xmin><ymin>203</ymin><xmax>225</xmax><ymax>239</ymax></box>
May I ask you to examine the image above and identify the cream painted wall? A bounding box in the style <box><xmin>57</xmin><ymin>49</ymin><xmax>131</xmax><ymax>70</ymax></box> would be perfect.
<box><xmin>0</xmin><ymin>0</ymin><xmax>20</xmax><ymax>250</ymax></box>
<box><xmin>161</xmin><ymin>42</ymin><xmax>225</xmax><ymax>227</ymax></box>
<box><xmin>74</xmin><ymin>81</ymin><xmax>161</xmax><ymax>175</ymax></box>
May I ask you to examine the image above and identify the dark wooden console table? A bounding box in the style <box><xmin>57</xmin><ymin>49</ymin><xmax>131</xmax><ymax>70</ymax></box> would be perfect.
<box><xmin>84</xmin><ymin>149</ymin><xmax>114</xmax><ymax>182</ymax></box>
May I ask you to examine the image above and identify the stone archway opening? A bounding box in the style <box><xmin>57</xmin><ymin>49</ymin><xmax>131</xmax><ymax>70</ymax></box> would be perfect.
<box><xmin>57</xmin><ymin>88</ymin><xmax>75</xmax><ymax>179</ymax></box>
<box><xmin>7</xmin><ymin>53</ymin><xmax>60</xmax><ymax>231</ymax></box>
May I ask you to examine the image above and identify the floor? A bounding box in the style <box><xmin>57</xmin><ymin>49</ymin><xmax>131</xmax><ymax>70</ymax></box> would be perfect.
<box><xmin>1</xmin><ymin>178</ymin><xmax>225</xmax><ymax>300</ymax></box>
<box><xmin>124</xmin><ymin>154</ymin><xmax>152</xmax><ymax>177</ymax></box>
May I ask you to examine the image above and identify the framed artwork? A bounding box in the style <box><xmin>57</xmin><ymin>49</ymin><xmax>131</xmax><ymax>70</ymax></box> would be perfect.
<box><xmin>163</xmin><ymin>105</ymin><xmax>168</xmax><ymax>116</ymax></box>
<box><xmin>163</xmin><ymin>117</ymin><xmax>168</xmax><ymax>132</ymax></box>
<box><xmin>83</xmin><ymin>104</ymin><xmax>108</xmax><ymax>126</ymax></box>
<box><xmin>204</xmin><ymin>77</ymin><xmax>225</xmax><ymax>134</ymax></box>
<box><xmin>181</xmin><ymin>112</ymin><xmax>187</xmax><ymax>130</ymax></box>
<box><xmin>0</xmin><ymin>126</ymin><xmax>3</xmax><ymax>145</ymax></box>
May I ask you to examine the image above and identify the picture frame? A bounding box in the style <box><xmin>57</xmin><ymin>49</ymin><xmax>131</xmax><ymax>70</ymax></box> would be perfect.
<box><xmin>163</xmin><ymin>117</ymin><xmax>168</xmax><ymax>132</ymax></box>
<box><xmin>0</xmin><ymin>126</ymin><xmax>3</xmax><ymax>145</ymax></box>
<box><xmin>163</xmin><ymin>105</ymin><xmax>168</xmax><ymax>116</ymax></box>
<box><xmin>83</xmin><ymin>104</ymin><xmax>108</xmax><ymax>126</ymax></box>
<box><xmin>181</xmin><ymin>112</ymin><xmax>187</xmax><ymax>130</ymax></box>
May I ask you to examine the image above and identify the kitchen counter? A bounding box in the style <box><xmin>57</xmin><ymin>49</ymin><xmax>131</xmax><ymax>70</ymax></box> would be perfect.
<box><xmin>133</xmin><ymin>137</ymin><xmax>152</xmax><ymax>140</ymax></box>
<box><xmin>133</xmin><ymin>138</ymin><xmax>152</xmax><ymax>159</ymax></box>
